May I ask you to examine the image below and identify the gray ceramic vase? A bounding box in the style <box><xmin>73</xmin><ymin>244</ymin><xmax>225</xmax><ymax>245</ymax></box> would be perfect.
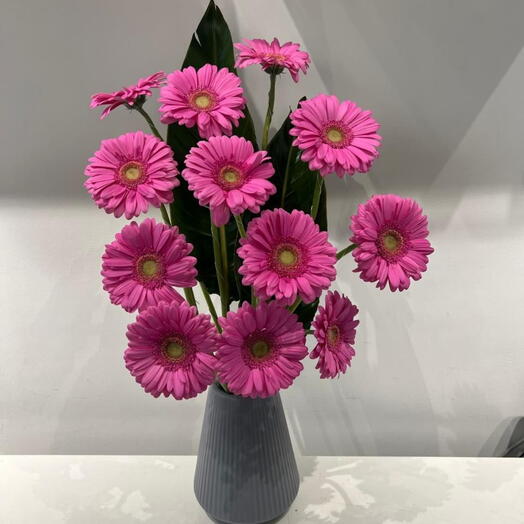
<box><xmin>194</xmin><ymin>383</ymin><xmax>300</xmax><ymax>524</ymax></box>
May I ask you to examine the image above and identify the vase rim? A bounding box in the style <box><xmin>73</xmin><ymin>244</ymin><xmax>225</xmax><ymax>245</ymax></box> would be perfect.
<box><xmin>210</xmin><ymin>381</ymin><xmax>279</xmax><ymax>402</ymax></box>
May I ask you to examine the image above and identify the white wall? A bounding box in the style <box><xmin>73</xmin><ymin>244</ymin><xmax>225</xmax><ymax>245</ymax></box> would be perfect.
<box><xmin>2</xmin><ymin>0</ymin><xmax>524</xmax><ymax>456</ymax></box>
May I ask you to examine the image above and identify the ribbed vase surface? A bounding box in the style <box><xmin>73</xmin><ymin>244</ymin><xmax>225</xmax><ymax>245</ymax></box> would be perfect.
<box><xmin>194</xmin><ymin>383</ymin><xmax>300</xmax><ymax>524</ymax></box>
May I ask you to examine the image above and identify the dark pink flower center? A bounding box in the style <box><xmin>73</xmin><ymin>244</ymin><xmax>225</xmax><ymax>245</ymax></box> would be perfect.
<box><xmin>322</xmin><ymin>121</ymin><xmax>353</xmax><ymax>149</ymax></box>
<box><xmin>326</xmin><ymin>325</ymin><xmax>340</xmax><ymax>348</ymax></box>
<box><xmin>217</xmin><ymin>164</ymin><xmax>245</xmax><ymax>189</ymax></box>
<box><xmin>118</xmin><ymin>161</ymin><xmax>147</xmax><ymax>188</ymax></box>
<box><xmin>160</xmin><ymin>335</ymin><xmax>194</xmax><ymax>368</ymax></box>
<box><xmin>243</xmin><ymin>331</ymin><xmax>277</xmax><ymax>368</ymax></box>
<box><xmin>377</xmin><ymin>228</ymin><xmax>406</xmax><ymax>260</ymax></box>
<box><xmin>270</xmin><ymin>240</ymin><xmax>306</xmax><ymax>277</ymax></box>
<box><xmin>189</xmin><ymin>89</ymin><xmax>217</xmax><ymax>112</ymax></box>
<box><xmin>135</xmin><ymin>254</ymin><xmax>165</xmax><ymax>287</ymax></box>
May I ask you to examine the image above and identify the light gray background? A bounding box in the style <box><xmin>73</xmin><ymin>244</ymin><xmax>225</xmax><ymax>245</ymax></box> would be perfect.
<box><xmin>1</xmin><ymin>0</ymin><xmax>523</xmax><ymax>456</ymax></box>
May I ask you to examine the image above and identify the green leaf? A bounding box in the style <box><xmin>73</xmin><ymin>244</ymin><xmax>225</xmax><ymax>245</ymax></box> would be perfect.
<box><xmin>167</xmin><ymin>0</ymin><xmax>256</xmax><ymax>301</ymax></box>
<box><xmin>265</xmin><ymin>101</ymin><xmax>327</xmax><ymax>230</ymax></box>
<box><xmin>263</xmin><ymin>100</ymin><xmax>328</xmax><ymax>327</ymax></box>
<box><xmin>182</xmin><ymin>0</ymin><xmax>235</xmax><ymax>72</ymax></box>
<box><xmin>234</xmin><ymin>108</ymin><xmax>258</xmax><ymax>148</ymax></box>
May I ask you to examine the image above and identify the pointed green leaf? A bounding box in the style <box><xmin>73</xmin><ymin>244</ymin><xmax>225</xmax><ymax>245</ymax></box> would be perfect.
<box><xmin>182</xmin><ymin>0</ymin><xmax>235</xmax><ymax>71</ymax></box>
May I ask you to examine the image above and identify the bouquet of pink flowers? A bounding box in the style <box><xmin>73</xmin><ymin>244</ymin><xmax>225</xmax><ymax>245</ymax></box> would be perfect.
<box><xmin>85</xmin><ymin>1</ymin><xmax>433</xmax><ymax>401</ymax></box>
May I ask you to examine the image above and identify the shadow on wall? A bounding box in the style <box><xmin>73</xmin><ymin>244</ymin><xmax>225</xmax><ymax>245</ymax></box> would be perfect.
<box><xmin>286</xmin><ymin>291</ymin><xmax>442</xmax><ymax>456</ymax></box>
<box><xmin>3</xmin><ymin>245</ymin><xmax>205</xmax><ymax>454</ymax></box>
<box><xmin>285</xmin><ymin>175</ymin><xmax>440</xmax><ymax>456</ymax></box>
<box><xmin>481</xmin><ymin>417</ymin><xmax>524</xmax><ymax>458</ymax></box>
<box><xmin>280</xmin><ymin>0</ymin><xmax>524</xmax><ymax>457</ymax></box>
<box><xmin>0</xmin><ymin>0</ymin><xmax>206</xmax><ymax>200</ymax></box>
<box><xmin>435</xmin><ymin>383</ymin><xmax>504</xmax><ymax>457</ymax></box>
<box><xmin>283</xmin><ymin>0</ymin><xmax>524</xmax><ymax>194</ymax></box>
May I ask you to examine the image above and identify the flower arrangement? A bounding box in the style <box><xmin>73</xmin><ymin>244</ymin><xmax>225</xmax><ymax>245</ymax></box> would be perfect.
<box><xmin>86</xmin><ymin>1</ymin><xmax>433</xmax><ymax>401</ymax></box>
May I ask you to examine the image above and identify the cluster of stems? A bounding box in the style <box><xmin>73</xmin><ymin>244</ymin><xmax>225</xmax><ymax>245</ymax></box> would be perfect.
<box><xmin>134</xmin><ymin>74</ymin><xmax>356</xmax><ymax>330</ymax></box>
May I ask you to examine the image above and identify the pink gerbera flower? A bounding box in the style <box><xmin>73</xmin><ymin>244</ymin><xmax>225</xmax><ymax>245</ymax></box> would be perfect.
<box><xmin>125</xmin><ymin>301</ymin><xmax>218</xmax><ymax>399</ymax></box>
<box><xmin>102</xmin><ymin>218</ymin><xmax>197</xmax><ymax>312</ymax></box>
<box><xmin>158</xmin><ymin>64</ymin><xmax>245</xmax><ymax>139</ymax></box>
<box><xmin>216</xmin><ymin>301</ymin><xmax>307</xmax><ymax>398</ymax></box>
<box><xmin>183</xmin><ymin>135</ymin><xmax>276</xmax><ymax>226</ymax></box>
<box><xmin>290</xmin><ymin>94</ymin><xmax>381</xmax><ymax>177</ymax></box>
<box><xmin>90</xmin><ymin>72</ymin><xmax>166</xmax><ymax>119</ymax></box>
<box><xmin>234</xmin><ymin>38</ymin><xmax>310</xmax><ymax>82</ymax></box>
<box><xmin>310</xmin><ymin>291</ymin><xmax>359</xmax><ymax>379</ymax></box>
<box><xmin>237</xmin><ymin>209</ymin><xmax>337</xmax><ymax>305</ymax></box>
<box><xmin>351</xmin><ymin>194</ymin><xmax>434</xmax><ymax>291</ymax></box>
<box><xmin>84</xmin><ymin>131</ymin><xmax>179</xmax><ymax>219</ymax></box>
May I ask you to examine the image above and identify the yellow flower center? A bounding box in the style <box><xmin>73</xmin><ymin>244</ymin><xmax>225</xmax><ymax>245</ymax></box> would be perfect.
<box><xmin>218</xmin><ymin>165</ymin><xmax>244</xmax><ymax>189</ymax></box>
<box><xmin>141</xmin><ymin>259</ymin><xmax>159</xmax><ymax>277</ymax></box>
<box><xmin>223</xmin><ymin>169</ymin><xmax>239</xmax><ymax>183</ymax></box>
<box><xmin>279</xmin><ymin>249</ymin><xmax>297</xmax><ymax>266</ymax></box>
<box><xmin>119</xmin><ymin>161</ymin><xmax>145</xmax><ymax>186</ymax></box>
<box><xmin>326</xmin><ymin>127</ymin><xmax>344</xmax><ymax>144</ymax></box>
<box><xmin>136</xmin><ymin>255</ymin><xmax>163</xmax><ymax>281</ymax></box>
<box><xmin>378</xmin><ymin>229</ymin><xmax>405</xmax><ymax>259</ymax></box>
<box><xmin>124</xmin><ymin>166</ymin><xmax>141</xmax><ymax>181</ymax></box>
<box><xmin>165</xmin><ymin>341</ymin><xmax>185</xmax><ymax>361</ymax></box>
<box><xmin>194</xmin><ymin>94</ymin><xmax>212</xmax><ymax>109</ymax></box>
<box><xmin>251</xmin><ymin>340</ymin><xmax>270</xmax><ymax>359</ymax></box>
<box><xmin>272</xmin><ymin>242</ymin><xmax>303</xmax><ymax>276</ymax></box>
<box><xmin>383</xmin><ymin>233</ymin><xmax>400</xmax><ymax>252</ymax></box>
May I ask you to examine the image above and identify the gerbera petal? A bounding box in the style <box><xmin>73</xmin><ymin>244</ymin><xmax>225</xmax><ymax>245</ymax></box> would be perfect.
<box><xmin>290</xmin><ymin>94</ymin><xmax>381</xmax><ymax>178</ymax></box>
<box><xmin>234</xmin><ymin>38</ymin><xmax>310</xmax><ymax>83</ymax></box>
<box><xmin>237</xmin><ymin>209</ymin><xmax>336</xmax><ymax>304</ymax></box>
<box><xmin>102</xmin><ymin>218</ymin><xmax>198</xmax><ymax>313</ymax></box>
<box><xmin>84</xmin><ymin>131</ymin><xmax>178</xmax><ymax>218</ymax></box>
<box><xmin>350</xmin><ymin>194</ymin><xmax>433</xmax><ymax>292</ymax></box>
<box><xmin>159</xmin><ymin>64</ymin><xmax>246</xmax><ymax>138</ymax></box>
<box><xmin>216</xmin><ymin>301</ymin><xmax>307</xmax><ymax>398</ymax></box>
<box><xmin>125</xmin><ymin>301</ymin><xmax>218</xmax><ymax>399</ymax></box>
<box><xmin>183</xmin><ymin>136</ymin><xmax>275</xmax><ymax>226</ymax></box>
<box><xmin>90</xmin><ymin>72</ymin><xmax>166</xmax><ymax>118</ymax></box>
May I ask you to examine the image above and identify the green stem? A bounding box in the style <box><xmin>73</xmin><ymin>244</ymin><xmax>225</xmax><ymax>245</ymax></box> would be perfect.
<box><xmin>261</xmin><ymin>73</ymin><xmax>277</xmax><ymax>150</ymax></box>
<box><xmin>336</xmin><ymin>244</ymin><xmax>357</xmax><ymax>260</ymax></box>
<box><xmin>233</xmin><ymin>214</ymin><xmax>256</xmax><ymax>306</ymax></box>
<box><xmin>219</xmin><ymin>226</ymin><xmax>229</xmax><ymax>315</ymax></box>
<box><xmin>306</xmin><ymin>329</ymin><xmax>314</xmax><ymax>335</ymax></box>
<box><xmin>135</xmin><ymin>106</ymin><xmax>172</xmax><ymax>225</ymax></box>
<box><xmin>211</xmin><ymin>223</ymin><xmax>228</xmax><ymax>318</ymax></box>
<box><xmin>217</xmin><ymin>381</ymin><xmax>230</xmax><ymax>393</ymax></box>
<box><xmin>184</xmin><ymin>287</ymin><xmax>197</xmax><ymax>309</ymax></box>
<box><xmin>199</xmin><ymin>281</ymin><xmax>221</xmax><ymax>331</ymax></box>
<box><xmin>280</xmin><ymin>145</ymin><xmax>295</xmax><ymax>208</ymax></box>
<box><xmin>310</xmin><ymin>172</ymin><xmax>323</xmax><ymax>220</ymax></box>
<box><xmin>234</xmin><ymin>214</ymin><xmax>247</xmax><ymax>238</ymax></box>
<box><xmin>135</xmin><ymin>105</ymin><xmax>164</xmax><ymax>141</ymax></box>
<box><xmin>288</xmin><ymin>296</ymin><xmax>302</xmax><ymax>314</ymax></box>
<box><xmin>160</xmin><ymin>204</ymin><xmax>171</xmax><ymax>226</ymax></box>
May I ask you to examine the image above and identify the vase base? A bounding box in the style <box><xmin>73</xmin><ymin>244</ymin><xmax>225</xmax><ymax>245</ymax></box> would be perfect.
<box><xmin>206</xmin><ymin>510</ymin><xmax>289</xmax><ymax>524</ymax></box>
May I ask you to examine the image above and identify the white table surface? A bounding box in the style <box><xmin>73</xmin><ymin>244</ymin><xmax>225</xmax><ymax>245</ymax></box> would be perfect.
<box><xmin>1</xmin><ymin>455</ymin><xmax>523</xmax><ymax>523</ymax></box>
